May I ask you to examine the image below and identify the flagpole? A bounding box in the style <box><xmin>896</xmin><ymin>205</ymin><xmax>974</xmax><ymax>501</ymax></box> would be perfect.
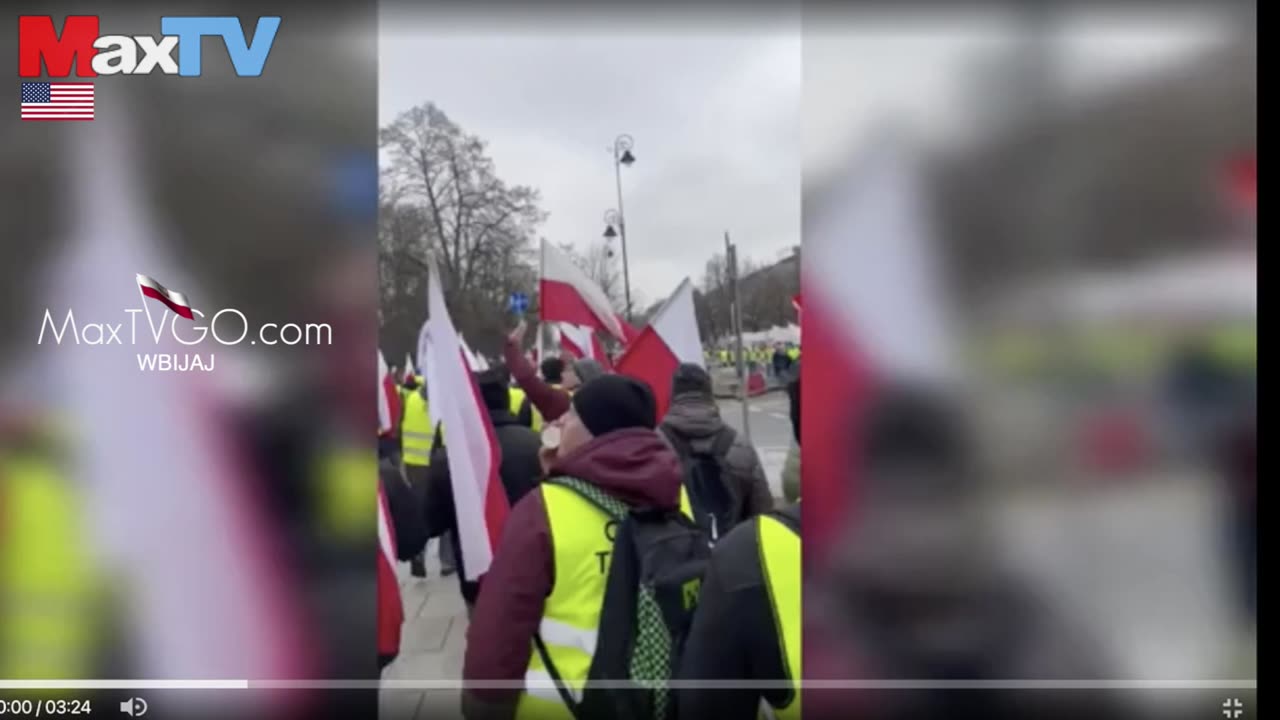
<box><xmin>537</xmin><ymin>239</ymin><xmax>546</xmax><ymax>365</ymax></box>
<box><xmin>726</xmin><ymin>231</ymin><xmax>752</xmax><ymax>445</ymax></box>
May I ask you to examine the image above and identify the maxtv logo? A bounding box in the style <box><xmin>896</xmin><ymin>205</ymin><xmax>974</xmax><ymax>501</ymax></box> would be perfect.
<box><xmin>18</xmin><ymin>15</ymin><xmax>281</xmax><ymax>78</ymax></box>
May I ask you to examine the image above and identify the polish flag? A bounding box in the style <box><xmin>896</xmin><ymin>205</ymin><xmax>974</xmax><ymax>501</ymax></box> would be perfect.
<box><xmin>376</xmin><ymin>482</ymin><xmax>403</xmax><ymax>658</ymax></box>
<box><xmin>540</xmin><ymin>239</ymin><xmax>626</xmax><ymax>342</ymax></box>
<box><xmin>137</xmin><ymin>273</ymin><xmax>195</xmax><ymax>320</ymax></box>
<box><xmin>377</xmin><ymin>350</ymin><xmax>401</xmax><ymax>434</ymax></box>
<box><xmin>615</xmin><ymin>278</ymin><xmax>704</xmax><ymax>421</ymax></box>
<box><xmin>50</xmin><ymin>107</ymin><xmax>307</xmax><ymax>691</ymax></box>
<box><xmin>803</xmin><ymin>137</ymin><xmax>956</xmax><ymax>566</ymax></box>
<box><xmin>460</xmin><ymin>335</ymin><xmax>488</xmax><ymax>371</ymax></box>
<box><xmin>424</xmin><ymin>258</ymin><xmax>509</xmax><ymax>580</ymax></box>
<box><xmin>403</xmin><ymin>352</ymin><xmax>415</xmax><ymax>383</ymax></box>
<box><xmin>615</xmin><ymin>315</ymin><xmax>642</xmax><ymax>345</ymax></box>
<box><xmin>558</xmin><ymin>323</ymin><xmax>612</xmax><ymax>370</ymax></box>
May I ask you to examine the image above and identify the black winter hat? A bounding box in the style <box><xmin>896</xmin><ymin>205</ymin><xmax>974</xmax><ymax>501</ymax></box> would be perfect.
<box><xmin>475</xmin><ymin>367</ymin><xmax>512</xmax><ymax>412</ymax></box>
<box><xmin>571</xmin><ymin>374</ymin><xmax>657</xmax><ymax>437</ymax></box>
<box><xmin>671</xmin><ymin>362</ymin><xmax>713</xmax><ymax>398</ymax></box>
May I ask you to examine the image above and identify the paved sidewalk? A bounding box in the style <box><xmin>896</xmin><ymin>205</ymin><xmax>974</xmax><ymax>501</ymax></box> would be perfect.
<box><xmin>380</xmin><ymin>540</ymin><xmax>469</xmax><ymax>720</ymax></box>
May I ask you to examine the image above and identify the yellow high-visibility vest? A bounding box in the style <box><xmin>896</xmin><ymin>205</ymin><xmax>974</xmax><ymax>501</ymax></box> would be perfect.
<box><xmin>400</xmin><ymin>390</ymin><xmax>433</xmax><ymax>467</ymax></box>
<box><xmin>316</xmin><ymin>447</ymin><xmax>376</xmax><ymax>541</ymax></box>
<box><xmin>517</xmin><ymin>481</ymin><xmax>693</xmax><ymax>720</ymax></box>
<box><xmin>509</xmin><ymin>386</ymin><xmax>526</xmax><ymax>418</ymax></box>
<box><xmin>520</xmin><ymin>383</ymin><xmax>563</xmax><ymax>434</ymax></box>
<box><xmin>758</xmin><ymin>513</ymin><xmax>801</xmax><ymax>720</ymax></box>
<box><xmin>0</xmin><ymin>450</ymin><xmax>101</xmax><ymax>684</ymax></box>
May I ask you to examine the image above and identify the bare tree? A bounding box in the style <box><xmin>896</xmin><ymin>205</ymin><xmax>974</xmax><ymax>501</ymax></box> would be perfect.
<box><xmin>700</xmin><ymin>252</ymin><xmax>732</xmax><ymax>343</ymax></box>
<box><xmin>379</xmin><ymin>102</ymin><xmax>546</xmax><ymax>352</ymax></box>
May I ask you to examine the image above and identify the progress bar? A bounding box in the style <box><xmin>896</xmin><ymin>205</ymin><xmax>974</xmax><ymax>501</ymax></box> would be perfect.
<box><xmin>0</xmin><ymin>680</ymin><xmax>1258</xmax><ymax>690</ymax></box>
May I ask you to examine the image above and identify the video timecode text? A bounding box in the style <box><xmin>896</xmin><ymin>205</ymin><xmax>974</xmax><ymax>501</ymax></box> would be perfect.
<box><xmin>0</xmin><ymin>699</ymin><xmax>93</xmax><ymax>715</ymax></box>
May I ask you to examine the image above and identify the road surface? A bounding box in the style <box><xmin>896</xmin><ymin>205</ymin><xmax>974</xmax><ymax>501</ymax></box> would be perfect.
<box><xmin>717</xmin><ymin>392</ymin><xmax>794</xmax><ymax>499</ymax></box>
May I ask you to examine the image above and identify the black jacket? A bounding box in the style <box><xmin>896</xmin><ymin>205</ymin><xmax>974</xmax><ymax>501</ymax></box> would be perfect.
<box><xmin>426</xmin><ymin>408</ymin><xmax>543</xmax><ymax>604</ymax></box>
<box><xmin>660</xmin><ymin>393</ymin><xmax>774</xmax><ymax>525</ymax></box>
<box><xmin>380</xmin><ymin>458</ymin><xmax>430</xmax><ymax>561</ymax></box>
<box><xmin>678</xmin><ymin>504</ymin><xmax>799</xmax><ymax>720</ymax></box>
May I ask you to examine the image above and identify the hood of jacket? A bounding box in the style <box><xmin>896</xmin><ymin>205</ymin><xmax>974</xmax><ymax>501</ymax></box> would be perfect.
<box><xmin>661</xmin><ymin>393</ymin><xmax>727</xmax><ymax>440</ymax></box>
<box><xmin>550</xmin><ymin>427</ymin><xmax>682</xmax><ymax>509</ymax></box>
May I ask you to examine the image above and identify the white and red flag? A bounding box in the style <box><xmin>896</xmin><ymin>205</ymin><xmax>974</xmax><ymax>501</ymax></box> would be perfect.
<box><xmin>460</xmin><ymin>335</ymin><xmax>488</xmax><ymax>371</ymax></box>
<box><xmin>54</xmin><ymin>107</ymin><xmax>306</xmax><ymax>688</ymax></box>
<box><xmin>803</xmin><ymin>137</ymin><xmax>956</xmax><ymax>563</ymax></box>
<box><xmin>375</xmin><ymin>482</ymin><xmax>403</xmax><ymax>659</ymax></box>
<box><xmin>403</xmin><ymin>352</ymin><xmax>415</xmax><ymax>383</ymax></box>
<box><xmin>137</xmin><ymin>272</ymin><xmax>195</xmax><ymax>320</ymax></box>
<box><xmin>615</xmin><ymin>278</ymin><xmax>704</xmax><ymax>421</ymax></box>
<box><xmin>615</xmin><ymin>314</ymin><xmax>642</xmax><ymax>345</ymax></box>
<box><xmin>539</xmin><ymin>239</ymin><xmax>626</xmax><ymax>342</ymax></box>
<box><xmin>558</xmin><ymin>323</ymin><xmax>612</xmax><ymax>370</ymax></box>
<box><xmin>378</xmin><ymin>350</ymin><xmax>401</xmax><ymax>434</ymax></box>
<box><xmin>424</xmin><ymin>258</ymin><xmax>509</xmax><ymax>580</ymax></box>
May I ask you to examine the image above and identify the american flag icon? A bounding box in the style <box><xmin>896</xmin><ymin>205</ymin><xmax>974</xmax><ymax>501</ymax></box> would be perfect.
<box><xmin>21</xmin><ymin>81</ymin><xmax>94</xmax><ymax>121</ymax></box>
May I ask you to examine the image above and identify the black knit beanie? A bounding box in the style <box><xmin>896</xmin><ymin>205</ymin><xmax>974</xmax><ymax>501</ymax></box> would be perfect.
<box><xmin>571</xmin><ymin>374</ymin><xmax>657</xmax><ymax>437</ymax></box>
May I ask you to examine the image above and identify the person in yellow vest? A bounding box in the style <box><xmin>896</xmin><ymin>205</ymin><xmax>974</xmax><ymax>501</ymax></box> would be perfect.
<box><xmin>677</xmin><ymin>502</ymin><xmax>800</xmax><ymax>720</ymax></box>
<box><xmin>0</xmin><ymin>417</ymin><xmax>115</xmax><ymax>693</ymax></box>
<box><xmin>509</xmin><ymin>384</ymin><xmax>530</xmax><ymax>424</ymax></box>
<box><xmin>462</xmin><ymin>375</ymin><xmax>682</xmax><ymax>720</ymax></box>
<box><xmin>398</xmin><ymin>381</ymin><xmax>456</xmax><ymax>578</ymax></box>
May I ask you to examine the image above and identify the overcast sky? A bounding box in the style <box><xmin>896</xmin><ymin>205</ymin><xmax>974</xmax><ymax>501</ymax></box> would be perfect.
<box><xmin>379</xmin><ymin>7</ymin><xmax>1234</xmax><ymax>304</ymax></box>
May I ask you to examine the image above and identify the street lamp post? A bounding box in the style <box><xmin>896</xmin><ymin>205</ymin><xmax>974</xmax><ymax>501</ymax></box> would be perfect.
<box><xmin>609</xmin><ymin>134</ymin><xmax>635</xmax><ymax>321</ymax></box>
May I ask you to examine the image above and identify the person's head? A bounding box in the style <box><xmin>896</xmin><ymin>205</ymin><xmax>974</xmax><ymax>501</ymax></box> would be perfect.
<box><xmin>540</xmin><ymin>357</ymin><xmax>565</xmax><ymax>385</ymax></box>
<box><xmin>670</xmin><ymin>362</ymin><xmax>713</xmax><ymax>400</ymax></box>
<box><xmin>859</xmin><ymin>386</ymin><xmax>973</xmax><ymax>500</ymax></box>
<box><xmin>552</xmin><ymin>374</ymin><xmax>657</xmax><ymax>459</ymax></box>
<box><xmin>402</xmin><ymin>374</ymin><xmax>420</xmax><ymax>391</ymax></box>
<box><xmin>476</xmin><ymin>366</ymin><xmax>512</xmax><ymax>414</ymax></box>
<box><xmin>835</xmin><ymin>386</ymin><xmax>997</xmax><ymax>646</ymax></box>
<box><xmin>564</xmin><ymin>358</ymin><xmax>605</xmax><ymax>391</ymax></box>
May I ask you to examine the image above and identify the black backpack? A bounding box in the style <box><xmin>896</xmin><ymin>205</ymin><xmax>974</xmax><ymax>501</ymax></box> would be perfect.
<box><xmin>535</xmin><ymin>476</ymin><xmax>712</xmax><ymax>720</ymax></box>
<box><xmin>659</xmin><ymin>425</ymin><xmax>738</xmax><ymax>543</ymax></box>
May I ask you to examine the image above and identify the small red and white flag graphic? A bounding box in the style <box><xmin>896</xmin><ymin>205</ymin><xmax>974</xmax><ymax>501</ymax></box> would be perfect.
<box><xmin>137</xmin><ymin>273</ymin><xmax>195</xmax><ymax>320</ymax></box>
<box><xmin>615</xmin><ymin>278</ymin><xmax>704</xmax><ymax>421</ymax></box>
<box><xmin>21</xmin><ymin>81</ymin><xmax>94</xmax><ymax>121</ymax></box>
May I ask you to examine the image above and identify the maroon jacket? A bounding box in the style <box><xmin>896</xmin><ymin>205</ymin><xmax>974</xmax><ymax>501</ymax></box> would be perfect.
<box><xmin>503</xmin><ymin>337</ymin><xmax>572</xmax><ymax>423</ymax></box>
<box><xmin>462</xmin><ymin>428</ymin><xmax>683</xmax><ymax>704</ymax></box>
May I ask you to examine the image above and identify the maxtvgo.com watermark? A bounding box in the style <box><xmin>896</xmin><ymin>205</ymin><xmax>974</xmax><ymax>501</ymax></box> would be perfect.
<box><xmin>37</xmin><ymin>274</ymin><xmax>333</xmax><ymax>372</ymax></box>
